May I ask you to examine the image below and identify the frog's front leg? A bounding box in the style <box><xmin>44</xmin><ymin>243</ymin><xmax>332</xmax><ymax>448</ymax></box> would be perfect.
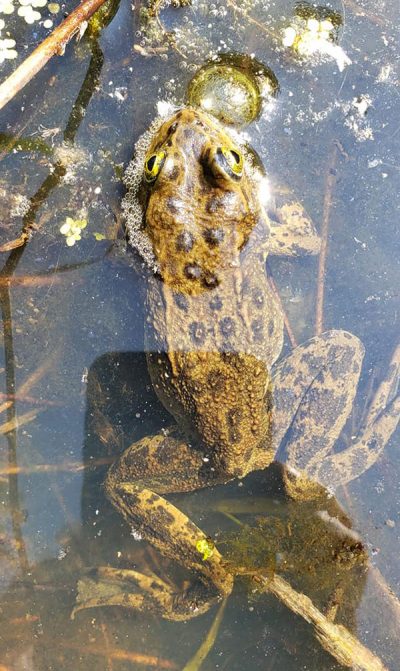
<box><xmin>75</xmin><ymin>429</ymin><xmax>233</xmax><ymax>621</ymax></box>
<box><xmin>266</xmin><ymin>199</ymin><xmax>321</xmax><ymax>257</ymax></box>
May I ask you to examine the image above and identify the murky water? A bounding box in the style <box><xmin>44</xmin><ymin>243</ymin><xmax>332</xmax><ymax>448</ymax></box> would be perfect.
<box><xmin>0</xmin><ymin>0</ymin><xmax>399</xmax><ymax>669</ymax></box>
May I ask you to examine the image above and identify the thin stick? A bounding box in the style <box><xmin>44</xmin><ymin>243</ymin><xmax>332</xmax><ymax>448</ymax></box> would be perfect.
<box><xmin>0</xmin><ymin>392</ymin><xmax>62</xmax><ymax>407</ymax></box>
<box><xmin>0</xmin><ymin>0</ymin><xmax>107</xmax><ymax>111</ymax></box>
<box><xmin>315</xmin><ymin>143</ymin><xmax>338</xmax><ymax>335</ymax></box>
<box><xmin>266</xmin><ymin>264</ymin><xmax>298</xmax><ymax>348</ymax></box>
<box><xmin>100</xmin><ymin>622</ymin><xmax>115</xmax><ymax>671</ymax></box>
<box><xmin>225</xmin><ymin>0</ymin><xmax>277</xmax><ymax>40</ymax></box>
<box><xmin>0</xmin><ymin>275</ymin><xmax>63</xmax><ymax>286</ymax></box>
<box><xmin>256</xmin><ymin>573</ymin><xmax>388</xmax><ymax>671</ymax></box>
<box><xmin>0</xmin><ymin>408</ymin><xmax>38</xmax><ymax>435</ymax></box>
<box><xmin>0</xmin><ymin>457</ymin><xmax>114</xmax><ymax>477</ymax></box>
<box><xmin>59</xmin><ymin>640</ymin><xmax>177</xmax><ymax>669</ymax></box>
<box><xmin>183</xmin><ymin>598</ymin><xmax>227</xmax><ymax>670</ymax></box>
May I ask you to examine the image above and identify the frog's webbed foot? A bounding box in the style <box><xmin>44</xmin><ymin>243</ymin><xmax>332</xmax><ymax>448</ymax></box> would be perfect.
<box><xmin>73</xmin><ymin>566</ymin><xmax>218</xmax><ymax>621</ymax></box>
<box><xmin>75</xmin><ymin>430</ymin><xmax>233</xmax><ymax>621</ymax></box>
<box><xmin>266</xmin><ymin>199</ymin><xmax>321</xmax><ymax>257</ymax></box>
<box><xmin>313</xmin><ymin>342</ymin><xmax>400</xmax><ymax>487</ymax></box>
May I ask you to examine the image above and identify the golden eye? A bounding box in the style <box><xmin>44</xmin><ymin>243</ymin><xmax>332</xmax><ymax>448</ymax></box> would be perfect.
<box><xmin>144</xmin><ymin>150</ymin><xmax>166</xmax><ymax>183</ymax></box>
<box><xmin>211</xmin><ymin>146</ymin><xmax>244</xmax><ymax>180</ymax></box>
<box><xmin>220</xmin><ymin>147</ymin><xmax>243</xmax><ymax>176</ymax></box>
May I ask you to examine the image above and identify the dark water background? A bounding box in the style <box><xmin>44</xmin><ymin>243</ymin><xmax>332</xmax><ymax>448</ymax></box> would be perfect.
<box><xmin>0</xmin><ymin>0</ymin><xmax>399</xmax><ymax>669</ymax></box>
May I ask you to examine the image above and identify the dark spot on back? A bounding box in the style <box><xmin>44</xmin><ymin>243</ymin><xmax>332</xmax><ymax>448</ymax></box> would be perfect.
<box><xmin>252</xmin><ymin>288</ymin><xmax>264</xmax><ymax>307</ymax></box>
<box><xmin>173</xmin><ymin>292</ymin><xmax>189</xmax><ymax>310</ymax></box>
<box><xmin>189</xmin><ymin>321</ymin><xmax>206</xmax><ymax>345</ymax></box>
<box><xmin>252</xmin><ymin>318</ymin><xmax>264</xmax><ymax>342</ymax></box>
<box><xmin>203</xmin><ymin>227</ymin><xmax>225</xmax><ymax>246</ymax></box>
<box><xmin>209</xmin><ymin>295</ymin><xmax>223</xmax><ymax>311</ymax></box>
<box><xmin>185</xmin><ymin>263</ymin><xmax>202</xmax><ymax>280</ymax></box>
<box><xmin>219</xmin><ymin>316</ymin><xmax>235</xmax><ymax>339</ymax></box>
<box><xmin>176</xmin><ymin>231</ymin><xmax>194</xmax><ymax>252</ymax></box>
<box><xmin>203</xmin><ymin>272</ymin><xmax>219</xmax><ymax>289</ymax></box>
<box><xmin>167</xmin><ymin>197</ymin><xmax>179</xmax><ymax>213</ymax></box>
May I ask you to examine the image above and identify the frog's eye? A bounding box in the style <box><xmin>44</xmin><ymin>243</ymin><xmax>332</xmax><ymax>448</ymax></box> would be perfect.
<box><xmin>211</xmin><ymin>146</ymin><xmax>244</xmax><ymax>180</ymax></box>
<box><xmin>144</xmin><ymin>150</ymin><xmax>166</xmax><ymax>183</ymax></box>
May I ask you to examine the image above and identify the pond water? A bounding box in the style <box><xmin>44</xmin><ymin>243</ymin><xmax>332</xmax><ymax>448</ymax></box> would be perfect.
<box><xmin>0</xmin><ymin>0</ymin><xmax>399</xmax><ymax>669</ymax></box>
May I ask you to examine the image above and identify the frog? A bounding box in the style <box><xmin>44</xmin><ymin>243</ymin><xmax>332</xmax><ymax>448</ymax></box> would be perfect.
<box><xmin>74</xmin><ymin>108</ymin><xmax>400</xmax><ymax>622</ymax></box>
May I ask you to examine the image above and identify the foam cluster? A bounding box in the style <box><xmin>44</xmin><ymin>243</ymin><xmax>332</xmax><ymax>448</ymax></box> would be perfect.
<box><xmin>122</xmin><ymin>116</ymin><xmax>166</xmax><ymax>273</ymax></box>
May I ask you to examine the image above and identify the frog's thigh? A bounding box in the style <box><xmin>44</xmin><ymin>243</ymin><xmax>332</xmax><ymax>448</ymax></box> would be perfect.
<box><xmin>272</xmin><ymin>330</ymin><xmax>364</xmax><ymax>477</ymax></box>
<box><xmin>102</xmin><ymin>430</ymin><xmax>232</xmax><ymax>620</ymax></box>
<box><xmin>316</xmin><ymin>342</ymin><xmax>400</xmax><ymax>486</ymax></box>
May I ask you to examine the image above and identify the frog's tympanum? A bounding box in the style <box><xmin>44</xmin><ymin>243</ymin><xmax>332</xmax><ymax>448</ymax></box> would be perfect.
<box><xmin>75</xmin><ymin>108</ymin><xmax>400</xmax><ymax>621</ymax></box>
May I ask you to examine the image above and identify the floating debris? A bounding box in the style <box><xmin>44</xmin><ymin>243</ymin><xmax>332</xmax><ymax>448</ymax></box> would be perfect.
<box><xmin>18</xmin><ymin>0</ymin><xmax>46</xmax><ymax>24</ymax></box>
<box><xmin>59</xmin><ymin>216</ymin><xmax>87</xmax><ymax>246</ymax></box>
<box><xmin>0</xmin><ymin>36</ymin><xmax>17</xmax><ymax>61</ymax></box>
<box><xmin>282</xmin><ymin>3</ymin><xmax>351</xmax><ymax>71</ymax></box>
<box><xmin>0</xmin><ymin>0</ymin><xmax>14</xmax><ymax>15</ymax></box>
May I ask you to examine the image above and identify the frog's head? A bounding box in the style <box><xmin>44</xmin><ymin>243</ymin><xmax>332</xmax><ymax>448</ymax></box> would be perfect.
<box><xmin>141</xmin><ymin>109</ymin><xmax>262</xmax><ymax>294</ymax></box>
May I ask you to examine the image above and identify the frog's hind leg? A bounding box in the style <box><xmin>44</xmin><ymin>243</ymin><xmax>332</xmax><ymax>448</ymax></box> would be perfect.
<box><xmin>75</xmin><ymin>429</ymin><xmax>233</xmax><ymax>621</ymax></box>
<box><xmin>314</xmin><ymin>342</ymin><xmax>400</xmax><ymax>487</ymax></box>
<box><xmin>271</xmin><ymin>330</ymin><xmax>365</xmax><ymax>499</ymax></box>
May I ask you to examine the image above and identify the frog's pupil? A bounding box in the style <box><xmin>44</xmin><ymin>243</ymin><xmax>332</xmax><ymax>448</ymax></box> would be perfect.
<box><xmin>231</xmin><ymin>150</ymin><xmax>240</xmax><ymax>164</ymax></box>
<box><xmin>147</xmin><ymin>155</ymin><xmax>157</xmax><ymax>172</ymax></box>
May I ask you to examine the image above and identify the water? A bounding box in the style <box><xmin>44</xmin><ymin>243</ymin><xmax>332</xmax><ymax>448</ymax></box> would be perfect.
<box><xmin>0</xmin><ymin>0</ymin><xmax>399</xmax><ymax>669</ymax></box>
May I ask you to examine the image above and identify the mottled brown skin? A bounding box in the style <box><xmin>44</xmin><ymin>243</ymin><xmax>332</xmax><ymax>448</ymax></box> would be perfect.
<box><xmin>75</xmin><ymin>109</ymin><xmax>400</xmax><ymax>621</ymax></box>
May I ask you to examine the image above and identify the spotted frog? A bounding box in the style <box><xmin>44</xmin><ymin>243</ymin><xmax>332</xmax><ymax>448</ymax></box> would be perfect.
<box><xmin>75</xmin><ymin>108</ymin><xmax>400</xmax><ymax>621</ymax></box>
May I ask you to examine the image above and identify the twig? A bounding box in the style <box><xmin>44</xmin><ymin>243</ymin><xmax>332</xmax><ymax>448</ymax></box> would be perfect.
<box><xmin>315</xmin><ymin>143</ymin><xmax>338</xmax><ymax>335</ymax></box>
<box><xmin>0</xmin><ymin>392</ymin><xmax>62</xmax><ymax>407</ymax></box>
<box><xmin>0</xmin><ymin>457</ymin><xmax>114</xmax><ymax>477</ymax></box>
<box><xmin>255</xmin><ymin>573</ymin><xmax>388</xmax><ymax>670</ymax></box>
<box><xmin>0</xmin><ymin>0</ymin><xmax>108</xmax><ymax>111</ymax></box>
<box><xmin>100</xmin><ymin>622</ymin><xmax>115</xmax><ymax>671</ymax></box>
<box><xmin>266</xmin><ymin>263</ymin><xmax>298</xmax><ymax>348</ymax></box>
<box><xmin>59</xmin><ymin>640</ymin><xmax>177</xmax><ymax>669</ymax></box>
<box><xmin>183</xmin><ymin>598</ymin><xmax>227</xmax><ymax>670</ymax></box>
<box><xmin>0</xmin><ymin>408</ymin><xmax>39</xmax><ymax>435</ymax></box>
<box><xmin>225</xmin><ymin>0</ymin><xmax>277</xmax><ymax>40</ymax></box>
<box><xmin>0</xmin><ymin>274</ymin><xmax>63</xmax><ymax>286</ymax></box>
